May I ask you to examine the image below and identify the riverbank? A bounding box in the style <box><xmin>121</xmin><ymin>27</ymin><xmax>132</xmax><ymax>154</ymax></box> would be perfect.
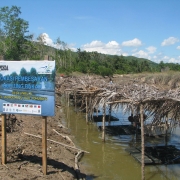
<box><xmin>0</xmin><ymin>93</ymin><xmax>87</xmax><ymax>180</ymax></box>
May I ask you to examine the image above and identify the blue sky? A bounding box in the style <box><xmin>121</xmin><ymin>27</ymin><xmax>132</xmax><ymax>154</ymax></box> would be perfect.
<box><xmin>0</xmin><ymin>0</ymin><xmax>180</xmax><ymax>63</ymax></box>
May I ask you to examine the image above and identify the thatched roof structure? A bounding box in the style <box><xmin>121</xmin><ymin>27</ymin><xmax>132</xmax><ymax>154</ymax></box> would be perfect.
<box><xmin>56</xmin><ymin>74</ymin><xmax>180</xmax><ymax>124</ymax></box>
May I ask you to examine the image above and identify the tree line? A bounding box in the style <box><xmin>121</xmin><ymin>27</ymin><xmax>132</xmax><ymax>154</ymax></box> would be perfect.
<box><xmin>0</xmin><ymin>6</ymin><xmax>180</xmax><ymax>76</ymax></box>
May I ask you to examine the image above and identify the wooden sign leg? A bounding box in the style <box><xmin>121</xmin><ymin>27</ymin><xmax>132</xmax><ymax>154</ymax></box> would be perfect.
<box><xmin>42</xmin><ymin>116</ymin><xmax>47</xmax><ymax>175</ymax></box>
<box><xmin>2</xmin><ymin>114</ymin><xmax>7</xmax><ymax>164</ymax></box>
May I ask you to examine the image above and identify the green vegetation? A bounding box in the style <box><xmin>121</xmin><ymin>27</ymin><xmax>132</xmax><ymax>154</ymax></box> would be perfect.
<box><xmin>0</xmin><ymin>5</ymin><xmax>180</xmax><ymax>76</ymax></box>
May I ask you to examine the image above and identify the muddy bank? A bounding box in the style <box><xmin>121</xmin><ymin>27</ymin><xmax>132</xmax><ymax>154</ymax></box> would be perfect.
<box><xmin>0</xmin><ymin>94</ymin><xmax>87</xmax><ymax>180</ymax></box>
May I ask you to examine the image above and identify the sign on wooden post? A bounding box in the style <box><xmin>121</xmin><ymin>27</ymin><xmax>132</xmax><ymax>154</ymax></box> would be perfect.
<box><xmin>0</xmin><ymin>60</ymin><xmax>55</xmax><ymax>175</ymax></box>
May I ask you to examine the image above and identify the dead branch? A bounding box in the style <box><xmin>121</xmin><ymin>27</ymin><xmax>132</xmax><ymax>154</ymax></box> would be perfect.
<box><xmin>24</xmin><ymin>132</ymin><xmax>90</xmax><ymax>153</ymax></box>
<box><xmin>53</xmin><ymin>129</ymin><xmax>75</xmax><ymax>146</ymax></box>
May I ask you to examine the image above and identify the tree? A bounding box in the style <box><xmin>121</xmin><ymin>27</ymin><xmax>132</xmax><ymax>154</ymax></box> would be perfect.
<box><xmin>20</xmin><ymin>67</ymin><xmax>27</xmax><ymax>76</ymax></box>
<box><xmin>0</xmin><ymin>6</ymin><xmax>31</xmax><ymax>60</ymax></box>
<box><xmin>30</xmin><ymin>67</ymin><xmax>37</xmax><ymax>76</ymax></box>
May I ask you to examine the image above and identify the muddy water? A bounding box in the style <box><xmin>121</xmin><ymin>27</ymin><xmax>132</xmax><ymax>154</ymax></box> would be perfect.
<box><xmin>62</xmin><ymin>105</ymin><xmax>180</xmax><ymax>180</ymax></box>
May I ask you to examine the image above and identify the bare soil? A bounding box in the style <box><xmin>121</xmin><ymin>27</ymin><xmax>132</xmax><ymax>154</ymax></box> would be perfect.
<box><xmin>0</xmin><ymin>94</ymin><xmax>86</xmax><ymax>180</ymax></box>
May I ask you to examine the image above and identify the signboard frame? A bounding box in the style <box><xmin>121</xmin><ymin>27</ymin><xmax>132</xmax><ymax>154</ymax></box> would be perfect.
<box><xmin>0</xmin><ymin>60</ymin><xmax>55</xmax><ymax>116</ymax></box>
<box><xmin>1</xmin><ymin>59</ymin><xmax>55</xmax><ymax>175</ymax></box>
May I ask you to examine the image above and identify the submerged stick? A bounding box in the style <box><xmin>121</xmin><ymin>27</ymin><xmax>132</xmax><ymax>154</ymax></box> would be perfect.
<box><xmin>24</xmin><ymin>132</ymin><xmax>90</xmax><ymax>153</ymax></box>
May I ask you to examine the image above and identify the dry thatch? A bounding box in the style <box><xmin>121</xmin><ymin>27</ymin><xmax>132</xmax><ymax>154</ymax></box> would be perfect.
<box><xmin>55</xmin><ymin>74</ymin><xmax>180</xmax><ymax>126</ymax></box>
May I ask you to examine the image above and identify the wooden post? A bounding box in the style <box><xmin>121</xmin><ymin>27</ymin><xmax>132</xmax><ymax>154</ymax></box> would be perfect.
<box><xmin>89</xmin><ymin>96</ymin><xmax>92</xmax><ymax>121</ymax></box>
<box><xmin>165</xmin><ymin>114</ymin><xmax>168</xmax><ymax>146</ymax></box>
<box><xmin>140</xmin><ymin>104</ymin><xmax>145</xmax><ymax>180</ymax></box>
<box><xmin>42</xmin><ymin>116</ymin><xmax>47</xmax><ymax>175</ymax></box>
<box><xmin>1</xmin><ymin>114</ymin><xmax>7</xmax><ymax>164</ymax></box>
<box><xmin>102</xmin><ymin>103</ymin><xmax>106</xmax><ymax>142</ymax></box>
<box><xmin>86</xmin><ymin>96</ymin><xmax>88</xmax><ymax>123</ymax></box>
<box><xmin>108</xmin><ymin>104</ymin><xmax>112</xmax><ymax>125</ymax></box>
<box><xmin>74</xmin><ymin>92</ymin><xmax>77</xmax><ymax>112</ymax></box>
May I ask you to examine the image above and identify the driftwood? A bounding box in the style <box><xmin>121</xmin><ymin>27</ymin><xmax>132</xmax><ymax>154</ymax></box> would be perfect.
<box><xmin>58</xmin><ymin>124</ymin><xmax>68</xmax><ymax>129</ymax></box>
<box><xmin>24</xmin><ymin>132</ymin><xmax>90</xmax><ymax>154</ymax></box>
<box><xmin>17</xmin><ymin>161</ymin><xmax>29</xmax><ymax>170</ymax></box>
<box><xmin>75</xmin><ymin>151</ymin><xmax>84</xmax><ymax>180</ymax></box>
<box><xmin>75</xmin><ymin>151</ymin><xmax>84</xmax><ymax>170</ymax></box>
<box><xmin>53</xmin><ymin>129</ymin><xmax>75</xmax><ymax>146</ymax></box>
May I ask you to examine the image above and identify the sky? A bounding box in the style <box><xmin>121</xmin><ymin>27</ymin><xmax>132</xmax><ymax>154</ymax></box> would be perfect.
<box><xmin>0</xmin><ymin>0</ymin><xmax>180</xmax><ymax>64</ymax></box>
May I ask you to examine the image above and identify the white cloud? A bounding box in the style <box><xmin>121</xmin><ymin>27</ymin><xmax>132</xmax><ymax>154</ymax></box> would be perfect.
<box><xmin>83</xmin><ymin>40</ymin><xmax>104</xmax><ymax>48</ymax></box>
<box><xmin>161</xmin><ymin>37</ymin><xmax>179</xmax><ymax>46</ymax></box>
<box><xmin>132</xmin><ymin>50</ymin><xmax>150</xmax><ymax>59</ymax></box>
<box><xmin>162</xmin><ymin>56</ymin><xmax>169</xmax><ymax>60</ymax></box>
<box><xmin>37</xmin><ymin>33</ymin><xmax>54</xmax><ymax>46</ymax></box>
<box><xmin>146</xmin><ymin>46</ymin><xmax>156</xmax><ymax>54</ymax></box>
<box><xmin>82</xmin><ymin>40</ymin><xmax>123</xmax><ymax>55</ymax></box>
<box><xmin>152</xmin><ymin>54</ymin><xmax>180</xmax><ymax>64</ymax></box>
<box><xmin>37</xmin><ymin>33</ymin><xmax>75</xmax><ymax>50</ymax></box>
<box><xmin>122</xmin><ymin>52</ymin><xmax>129</xmax><ymax>56</ymax></box>
<box><xmin>122</xmin><ymin>38</ymin><xmax>142</xmax><ymax>47</ymax></box>
<box><xmin>177</xmin><ymin>46</ymin><xmax>180</xmax><ymax>50</ymax></box>
<box><xmin>132</xmin><ymin>48</ymin><xmax>138</xmax><ymax>52</ymax></box>
<box><xmin>170</xmin><ymin>57</ymin><xmax>180</xmax><ymax>63</ymax></box>
<box><xmin>168</xmin><ymin>58</ymin><xmax>176</xmax><ymax>63</ymax></box>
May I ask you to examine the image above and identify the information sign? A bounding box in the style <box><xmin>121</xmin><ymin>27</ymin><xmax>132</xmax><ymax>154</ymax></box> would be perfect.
<box><xmin>0</xmin><ymin>61</ymin><xmax>55</xmax><ymax>116</ymax></box>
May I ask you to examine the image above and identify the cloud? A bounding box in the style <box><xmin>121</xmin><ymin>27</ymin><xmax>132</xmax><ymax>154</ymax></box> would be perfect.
<box><xmin>146</xmin><ymin>46</ymin><xmax>157</xmax><ymax>54</ymax></box>
<box><xmin>161</xmin><ymin>37</ymin><xmax>179</xmax><ymax>46</ymax></box>
<box><xmin>177</xmin><ymin>46</ymin><xmax>180</xmax><ymax>50</ymax></box>
<box><xmin>37</xmin><ymin>33</ymin><xmax>54</xmax><ymax>46</ymax></box>
<box><xmin>132</xmin><ymin>50</ymin><xmax>150</xmax><ymax>59</ymax></box>
<box><xmin>82</xmin><ymin>40</ymin><xmax>123</xmax><ymax>55</ymax></box>
<box><xmin>37</xmin><ymin>33</ymin><xmax>75</xmax><ymax>50</ymax></box>
<box><xmin>122</xmin><ymin>38</ymin><xmax>142</xmax><ymax>47</ymax></box>
<box><xmin>152</xmin><ymin>54</ymin><xmax>180</xmax><ymax>64</ymax></box>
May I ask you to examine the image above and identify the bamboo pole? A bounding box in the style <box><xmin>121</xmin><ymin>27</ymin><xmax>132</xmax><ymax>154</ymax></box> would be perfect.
<box><xmin>140</xmin><ymin>104</ymin><xmax>145</xmax><ymax>180</ymax></box>
<box><xmin>165</xmin><ymin>114</ymin><xmax>168</xmax><ymax>146</ymax></box>
<box><xmin>1</xmin><ymin>114</ymin><xmax>7</xmax><ymax>164</ymax></box>
<box><xmin>67</xmin><ymin>92</ymin><xmax>70</xmax><ymax>107</ymax></box>
<box><xmin>74</xmin><ymin>92</ymin><xmax>77</xmax><ymax>112</ymax></box>
<box><xmin>108</xmin><ymin>104</ymin><xmax>112</xmax><ymax>125</ymax></box>
<box><xmin>102</xmin><ymin>103</ymin><xmax>106</xmax><ymax>142</ymax></box>
<box><xmin>42</xmin><ymin>116</ymin><xmax>47</xmax><ymax>175</ymax></box>
<box><xmin>89</xmin><ymin>96</ymin><xmax>92</xmax><ymax>121</ymax></box>
<box><xmin>86</xmin><ymin>96</ymin><xmax>88</xmax><ymax>123</ymax></box>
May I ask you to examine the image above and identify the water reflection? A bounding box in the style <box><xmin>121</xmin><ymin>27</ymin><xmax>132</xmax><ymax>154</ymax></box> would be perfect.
<box><xmin>62</xmin><ymin>104</ymin><xmax>180</xmax><ymax>180</ymax></box>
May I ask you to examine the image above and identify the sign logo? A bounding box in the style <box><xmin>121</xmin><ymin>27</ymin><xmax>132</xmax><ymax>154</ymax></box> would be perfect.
<box><xmin>0</xmin><ymin>65</ymin><xmax>8</xmax><ymax>71</ymax></box>
<box><xmin>38</xmin><ymin>63</ymin><xmax>52</xmax><ymax>74</ymax></box>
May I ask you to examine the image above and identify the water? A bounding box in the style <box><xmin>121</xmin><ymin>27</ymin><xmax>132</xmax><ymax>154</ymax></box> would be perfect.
<box><xmin>62</xmin><ymin>104</ymin><xmax>180</xmax><ymax>180</ymax></box>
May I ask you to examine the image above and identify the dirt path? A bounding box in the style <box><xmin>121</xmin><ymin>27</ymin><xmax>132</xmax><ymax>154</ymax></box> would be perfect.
<box><xmin>0</xmin><ymin>94</ymin><xmax>86</xmax><ymax>180</ymax></box>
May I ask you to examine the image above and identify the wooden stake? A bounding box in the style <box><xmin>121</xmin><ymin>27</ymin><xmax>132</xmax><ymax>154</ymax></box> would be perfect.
<box><xmin>140</xmin><ymin>104</ymin><xmax>145</xmax><ymax>180</ymax></box>
<box><xmin>86</xmin><ymin>96</ymin><xmax>88</xmax><ymax>123</ymax></box>
<box><xmin>165</xmin><ymin>114</ymin><xmax>168</xmax><ymax>146</ymax></box>
<box><xmin>42</xmin><ymin>116</ymin><xmax>47</xmax><ymax>175</ymax></box>
<box><xmin>108</xmin><ymin>104</ymin><xmax>112</xmax><ymax>125</ymax></box>
<box><xmin>1</xmin><ymin>114</ymin><xmax>6</xmax><ymax>164</ymax></box>
<box><xmin>102</xmin><ymin>104</ymin><xmax>106</xmax><ymax>142</ymax></box>
<box><xmin>68</xmin><ymin>92</ymin><xmax>70</xmax><ymax>107</ymax></box>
